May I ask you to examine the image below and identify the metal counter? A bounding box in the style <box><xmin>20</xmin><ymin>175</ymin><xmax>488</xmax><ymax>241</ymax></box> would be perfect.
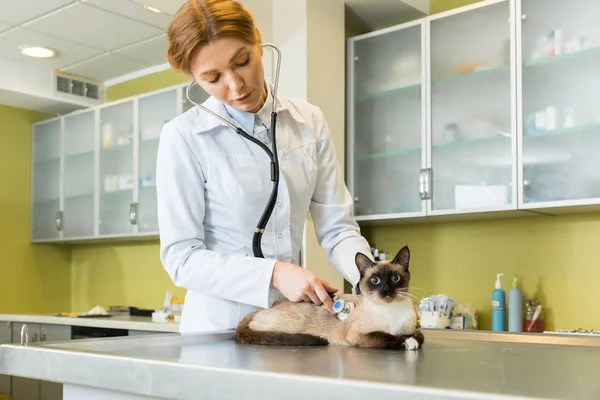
<box><xmin>1</xmin><ymin>329</ymin><xmax>599</xmax><ymax>399</ymax></box>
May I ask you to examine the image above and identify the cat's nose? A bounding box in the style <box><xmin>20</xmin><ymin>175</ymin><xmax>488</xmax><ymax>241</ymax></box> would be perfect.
<box><xmin>381</xmin><ymin>285</ymin><xmax>393</xmax><ymax>296</ymax></box>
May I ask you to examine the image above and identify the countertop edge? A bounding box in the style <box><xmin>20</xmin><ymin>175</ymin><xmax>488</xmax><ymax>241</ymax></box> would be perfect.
<box><xmin>0</xmin><ymin>314</ymin><xmax>179</xmax><ymax>333</ymax></box>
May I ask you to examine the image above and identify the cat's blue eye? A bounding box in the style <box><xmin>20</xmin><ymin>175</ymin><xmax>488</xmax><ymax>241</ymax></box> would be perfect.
<box><xmin>370</xmin><ymin>276</ymin><xmax>380</xmax><ymax>285</ymax></box>
<box><xmin>391</xmin><ymin>274</ymin><xmax>401</xmax><ymax>283</ymax></box>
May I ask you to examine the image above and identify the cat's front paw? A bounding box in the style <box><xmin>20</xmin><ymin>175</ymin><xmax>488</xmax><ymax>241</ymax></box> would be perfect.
<box><xmin>403</xmin><ymin>337</ymin><xmax>420</xmax><ymax>350</ymax></box>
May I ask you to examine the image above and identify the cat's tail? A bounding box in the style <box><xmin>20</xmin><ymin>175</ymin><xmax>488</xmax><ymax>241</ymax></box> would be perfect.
<box><xmin>235</xmin><ymin>312</ymin><xmax>328</xmax><ymax>346</ymax></box>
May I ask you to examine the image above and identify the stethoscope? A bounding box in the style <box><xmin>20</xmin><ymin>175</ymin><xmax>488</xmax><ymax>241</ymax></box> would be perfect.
<box><xmin>184</xmin><ymin>43</ymin><xmax>282</xmax><ymax>259</ymax></box>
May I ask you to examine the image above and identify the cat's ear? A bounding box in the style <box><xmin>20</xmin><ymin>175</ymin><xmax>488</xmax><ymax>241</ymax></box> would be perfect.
<box><xmin>392</xmin><ymin>245</ymin><xmax>410</xmax><ymax>271</ymax></box>
<box><xmin>355</xmin><ymin>252</ymin><xmax>374</xmax><ymax>276</ymax></box>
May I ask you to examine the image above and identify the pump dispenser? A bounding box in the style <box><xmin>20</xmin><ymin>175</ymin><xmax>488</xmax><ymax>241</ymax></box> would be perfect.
<box><xmin>492</xmin><ymin>273</ymin><xmax>506</xmax><ymax>331</ymax></box>
<box><xmin>508</xmin><ymin>275</ymin><xmax>523</xmax><ymax>332</ymax></box>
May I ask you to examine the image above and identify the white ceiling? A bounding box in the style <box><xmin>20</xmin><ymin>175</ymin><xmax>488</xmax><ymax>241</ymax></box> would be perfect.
<box><xmin>0</xmin><ymin>0</ymin><xmax>428</xmax><ymax>113</ymax></box>
<box><xmin>0</xmin><ymin>0</ymin><xmax>175</xmax><ymax>82</ymax></box>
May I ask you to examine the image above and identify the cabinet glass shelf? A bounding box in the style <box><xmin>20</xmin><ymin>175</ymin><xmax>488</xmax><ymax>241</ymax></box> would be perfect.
<box><xmin>432</xmin><ymin>65</ymin><xmax>510</xmax><ymax>86</ymax></box>
<box><xmin>102</xmin><ymin>189</ymin><xmax>133</xmax><ymax>196</ymax></box>
<box><xmin>32</xmin><ymin>198</ymin><xmax>59</xmax><ymax>204</ymax></box>
<box><xmin>65</xmin><ymin>151</ymin><xmax>94</xmax><ymax>159</ymax></box>
<box><xmin>65</xmin><ymin>193</ymin><xmax>94</xmax><ymax>200</ymax></box>
<box><xmin>101</xmin><ymin>143</ymin><xmax>133</xmax><ymax>152</ymax></box>
<box><xmin>34</xmin><ymin>157</ymin><xmax>60</xmax><ymax>164</ymax></box>
<box><xmin>355</xmin><ymin>83</ymin><xmax>421</xmax><ymax>102</ymax></box>
<box><xmin>523</xmin><ymin>46</ymin><xmax>600</xmax><ymax>68</ymax></box>
<box><xmin>355</xmin><ymin>136</ymin><xmax>511</xmax><ymax>162</ymax></box>
<box><xmin>140</xmin><ymin>184</ymin><xmax>156</xmax><ymax>189</ymax></box>
<box><xmin>524</xmin><ymin>123</ymin><xmax>600</xmax><ymax>138</ymax></box>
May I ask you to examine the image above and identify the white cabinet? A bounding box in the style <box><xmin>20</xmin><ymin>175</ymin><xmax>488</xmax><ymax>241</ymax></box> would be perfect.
<box><xmin>347</xmin><ymin>0</ymin><xmax>600</xmax><ymax>224</ymax></box>
<box><xmin>0</xmin><ymin>321</ymin><xmax>11</xmax><ymax>397</ymax></box>
<box><xmin>10</xmin><ymin>323</ymin><xmax>71</xmax><ymax>400</ymax></box>
<box><xmin>30</xmin><ymin>84</ymin><xmax>208</xmax><ymax>243</ymax></box>
<box><xmin>31</xmin><ymin>119</ymin><xmax>62</xmax><ymax>241</ymax></box>
<box><xmin>517</xmin><ymin>0</ymin><xmax>600</xmax><ymax>211</ymax></box>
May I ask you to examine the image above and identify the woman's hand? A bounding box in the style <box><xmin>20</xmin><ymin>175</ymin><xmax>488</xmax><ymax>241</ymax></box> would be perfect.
<box><xmin>271</xmin><ymin>261</ymin><xmax>338</xmax><ymax>313</ymax></box>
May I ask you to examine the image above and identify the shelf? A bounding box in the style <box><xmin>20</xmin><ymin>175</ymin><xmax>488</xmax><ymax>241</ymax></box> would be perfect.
<box><xmin>524</xmin><ymin>46</ymin><xmax>600</xmax><ymax>68</ymax></box>
<box><xmin>355</xmin><ymin>136</ymin><xmax>511</xmax><ymax>161</ymax></box>
<box><xmin>432</xmin><ymin>65</ymin><xmax>510</xmax><ymax>86</ymax></box>
<box><xmin>65</xmin><ymin>151</ymin><xmax>94</xmax><ymax>159</ymax></box>
<box><xmin>141</xmin><ymin>137</ymin><xmax>160</xmax><ymax>143</ymax></box>
<box><xmin>101</xmin><ymin>142</ymin><xmax>133</xmax><ymax>151</ymax></box>
<box><xmin>140</xmin><ymin>184</ymin><xmax>156</xmax><ymax>190</ymax></box>
<box><xmin>355</xmin><ymin>83</ymin><xmax>421</xmax><ymax>102</ymax></box>
<box><xmin>355</xmin><ymin>147</ymin><xmax>421</xmax><ymax>161</ymax></box>
<box><xmin>433</xmin><ymin>136</ymin><xmax>510</xmax><ymax>150</ymax></box>
<box><xmin>102</xmin><ymin>188</ymin><xmax>133</xmax><ymax>196</ymax></box>
<box><xmin>524</xmin><ymin>123</ymin><xmax>600</xmax><ymax>139</ymax></box>
<box><xmin>32</xmin><ymin>197</ymin><xmax>59</xmax><ymax>204</ymax></box>
<box><xmin>65</xmin><ymin>193</ymin><xmax>94</xmax><ymax>200</ymax></box>
<box><xmin>34</xmin><ymin>156</ymin><xmax>60</xmax><ymax>164</ymax></box>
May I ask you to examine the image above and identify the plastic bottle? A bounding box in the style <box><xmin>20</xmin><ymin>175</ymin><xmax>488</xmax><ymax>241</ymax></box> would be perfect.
<box><xmin>508</xmin><ymin>275</ymin><xmax>523</xmax><ymax>332</ymax></box>
<box><xmin>492</xmin><ymin>273</ymin><xmax>506</xmax><ymax>331</ymax></box>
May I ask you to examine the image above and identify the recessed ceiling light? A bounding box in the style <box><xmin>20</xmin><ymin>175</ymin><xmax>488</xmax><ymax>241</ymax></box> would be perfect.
<box><xmin>18</xmin><ymin>45</ymin><xmax>57</xmax><ymax>59</ymax></box>
<box><xmin>143</xmin><ymin>5</ymin><xmax>163</xmax><ymax>13</ymax></box>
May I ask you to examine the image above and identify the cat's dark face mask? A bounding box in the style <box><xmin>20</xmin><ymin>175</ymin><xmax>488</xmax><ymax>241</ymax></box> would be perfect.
<box><xmin>355</xmin><ymin>246</ymin><xmax>411</xmax><ymax>302</ymax></box>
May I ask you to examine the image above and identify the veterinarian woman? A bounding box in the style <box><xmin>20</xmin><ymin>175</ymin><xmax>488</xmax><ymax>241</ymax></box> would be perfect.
<box><xmin>156</xmin><ymin>0</ymin><xmax>373</xmax><ymax>333</ymax></box>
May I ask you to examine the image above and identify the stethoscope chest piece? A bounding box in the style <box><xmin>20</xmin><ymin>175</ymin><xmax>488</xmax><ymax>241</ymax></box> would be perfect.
<box><xmin>332</xmin><ymin>297</ymin><xmax>354</xmax><ymax>321</ymax></box>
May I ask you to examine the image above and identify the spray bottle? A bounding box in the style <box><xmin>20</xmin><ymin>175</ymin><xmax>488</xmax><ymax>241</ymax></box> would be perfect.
<box><xmin>508</xmin><ymin>275</ymin><xmax>523</xmax><ymax>332</ymax></box>
<box><xmin>492</xmin><ymin>273</ymin><xmax>506</xmax><ymax>331</ymax></box>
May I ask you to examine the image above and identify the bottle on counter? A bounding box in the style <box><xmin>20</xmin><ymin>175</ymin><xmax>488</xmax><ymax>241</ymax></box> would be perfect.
<box><xmin>508</xmin><ymin>275</ymin><xmax>523</xmax><ymax>332</ymax></box>
<box><xmin>492</xmin><ymin>273</ymin><xmax>506</xmax><ymax>331</ymax></box>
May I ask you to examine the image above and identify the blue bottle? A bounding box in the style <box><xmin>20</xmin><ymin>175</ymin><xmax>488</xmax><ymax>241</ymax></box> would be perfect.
<box><xmin>492</xmin><ymin>273</ymin><xmax>506</xmax><ymax>331</ymax></box>
<box><xmin>508</xmin><ymin>275</ymin><xmax>523</xmax><ymax>332</ymax></box>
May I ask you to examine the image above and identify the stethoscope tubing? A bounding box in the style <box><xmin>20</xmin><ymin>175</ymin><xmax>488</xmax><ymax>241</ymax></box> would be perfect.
<box><xmin>184</xmin><ymin>43</ymin><xmax>283</xmax><ymax>259</ymax></box>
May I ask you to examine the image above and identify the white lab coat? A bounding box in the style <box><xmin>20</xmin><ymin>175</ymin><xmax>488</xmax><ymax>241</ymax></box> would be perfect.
<box><xmin>156</xmin><ymin>82</ymin><xmax>372</xmax><ymax>333</ymax></box>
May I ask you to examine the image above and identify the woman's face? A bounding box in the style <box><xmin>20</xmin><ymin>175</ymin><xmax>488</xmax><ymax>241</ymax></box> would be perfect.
<box><xmin>189</xmin><ymin>36</ymin><xmax>266</xmax><ymax>113</ymax></box>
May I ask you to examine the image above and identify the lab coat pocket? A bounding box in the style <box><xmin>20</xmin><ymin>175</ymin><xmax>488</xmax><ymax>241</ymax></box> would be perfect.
<box><xmin>282</xmin><ymin>142</ymin><xmax>317</xmax><ymax>197</ymax></box>
<box><xmin>226</xmin><ymin>154</ymin><xmax>272</xmax><ymax>218</ymax></box>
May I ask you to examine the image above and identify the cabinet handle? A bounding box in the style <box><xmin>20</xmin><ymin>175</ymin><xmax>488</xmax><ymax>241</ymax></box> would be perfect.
<box><xmin>41</xmin><ymin>332</ymin><xmax>46</xmax><ymax>342</ymax></box>
<box><xmin>20</xmin><ymin>324</ymin><xmax>29</xmax><ymax>346</ymax></box>
<box><xmin>129</xmin><ymin>202</ymin><xmax>138</xmax><ymax>225</ymax></box>
<box><xmin>55</xmin><ymin>210</ymin><xmax>63</xmax><ymax>231</ymax></box>
<box><xmin>419</xmin><ymin>169</ymin><xmax>432</xmax><ymax>200</ymax></box>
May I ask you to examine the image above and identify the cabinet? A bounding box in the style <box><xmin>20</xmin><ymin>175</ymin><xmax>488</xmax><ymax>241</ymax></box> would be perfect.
<box><xmin>517</xmin><ymin>0</ymin><xmax>600</xmax><ymax>210</ymax></box>
<box><xmin>347</xmin><ymin>0</ymin><xmax>600</xmax><ymax>223</ymax></box>
<box><xmin>0</xmin><ymin>322</ymin><xmax>11</xmax><ymax>397</ymax></box>
<box><xmin>10</xmin><ymin>323</ymin><xmax>71</xmax><ymax>400</ymax></box>
<box><xmin>30</xmin><ymin>84</ymin><xmax>209</xmax><ymax>243</ymax></box>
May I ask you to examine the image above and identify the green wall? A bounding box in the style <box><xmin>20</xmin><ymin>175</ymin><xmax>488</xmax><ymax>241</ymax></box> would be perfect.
<box><xmin>430</xmin><ymin>0</ymin><xmax>481</xmax><ymax>14</ymax></box>
<box><xmin>0</xmin><ymin>105</ymin><xmax>72</xmax><ymax>314</ymax></box>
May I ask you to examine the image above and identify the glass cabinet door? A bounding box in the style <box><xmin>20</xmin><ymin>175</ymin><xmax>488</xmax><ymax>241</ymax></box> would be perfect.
<box><xmin>181</xmin><ymin>82</ymin><xmax>210</xmax><ymax>113</ymax></box>
<box><xmin>63</xmin><ymin>110</ymin><xmax>95</xmax><ymax>239</ymax></box>
<box><xmin>429</xmin><ymin>1</ymin><xmax>515</xmax><ymax>214</ymax></box>
<box><xmin>349</xmin><ymin>22</ymin><xmax>425</xmax><ymax>218</ymax></box>
<box><xmin>519</xmin><ymin>0</ymin><xmax>600</xmax><ymax>206</ymax></box>
<box><xmin>138</xmin><ymin>89</ymin><xmax>178</xmax><ymax>233</ymax></box>
<box><xmin>98</xmin><ymin>100</ymin><xmax>135</xmax><ymax>236</ymax></box>
<box><xmin>31</xmin><ymin>119</ymin><xmax>62</xmax><ymax>240</ymax></box>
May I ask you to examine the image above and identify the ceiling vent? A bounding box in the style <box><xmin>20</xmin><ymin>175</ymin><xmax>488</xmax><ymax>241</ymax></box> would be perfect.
<box><xmin>53</xmin><ymin>70</ymin><xmax>105</xmax><ymax>104</ymax></box>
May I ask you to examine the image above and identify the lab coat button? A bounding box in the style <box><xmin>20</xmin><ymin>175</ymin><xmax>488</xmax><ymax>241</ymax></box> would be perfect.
<box><xmin>277</xmin><ymin>234</ymin><xmax>283</xmax><ymax>239</ymax></box>
<box><xmin>277</xmin><ymin>202</ymin><xmax>282</xmax><ymax>207</ymax></box>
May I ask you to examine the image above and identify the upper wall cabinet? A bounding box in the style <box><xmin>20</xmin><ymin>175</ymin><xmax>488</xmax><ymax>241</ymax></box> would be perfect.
<box><xmin>30</xmin><ymin>84</ymin><xmax>209</xmax><ymax>243</ymax></box>
<box><xmin>428</xmin><ymin>0</ymin><xmax>515</xmax><ymax>216</ymax></box>
<box><xmin>31</xmin><ymin>119</ymin><xmax>62</xmax><ymax>241</ymax></box>
<box><xmin>347</xmin><ymin>0</ymin><xmax>600</xmax><ymax>224</ymax></box>
<box><xmin>518</xmin><ymin>0</ymin><xmax>600</xmax><ymax>211</ymax></box>
<box><xmin>348</xmin><ymin>20</ymin><xmax>426</xmax><ymax>219</ymax></box>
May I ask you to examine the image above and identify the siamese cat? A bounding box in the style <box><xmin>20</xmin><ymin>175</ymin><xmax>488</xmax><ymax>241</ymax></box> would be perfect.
<box><xmin>236</xmin><ymin>245</ymin><xmax>424</xmax><ymax>350</ymax></box>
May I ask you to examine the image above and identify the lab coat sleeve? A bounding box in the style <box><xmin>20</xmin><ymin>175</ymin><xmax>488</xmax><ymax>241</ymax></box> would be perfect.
<box><xmin>308</xmin><ymin>107</ymin><xmax>374</xmax><ymax>287</ymax></box>
<box><xmin>156</xmin><ymin>123</ymin><xmax>278</xmax><ymax>309</ymax></box>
